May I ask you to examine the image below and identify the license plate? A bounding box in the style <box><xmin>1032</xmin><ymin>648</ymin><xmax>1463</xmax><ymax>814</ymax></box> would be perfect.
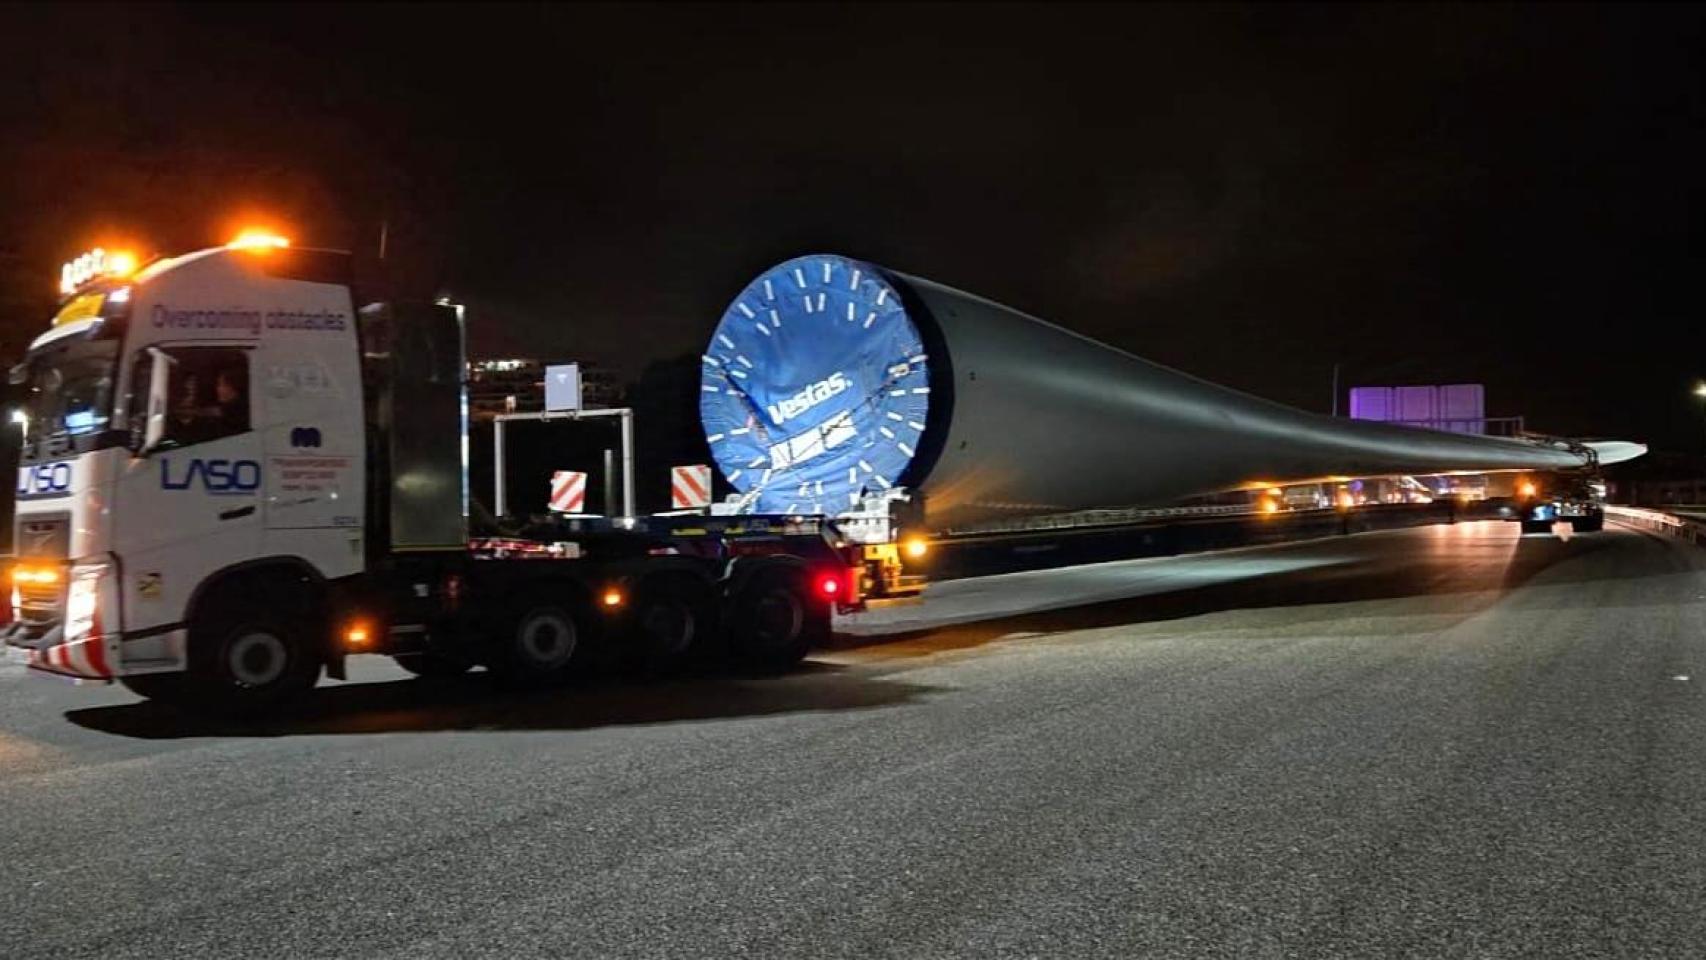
<box><xmin>1559</xmin><ymin>506</ymin><xmax>1586</xmax><ymax>517</ymax></box>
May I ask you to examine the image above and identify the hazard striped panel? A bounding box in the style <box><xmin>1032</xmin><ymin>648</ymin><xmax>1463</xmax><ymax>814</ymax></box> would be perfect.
<box><xmin>549</xmin><ymin>470</ymin><xmax>587</xmax><ymax>513</ymax></box>
<box><xmin>671</xmin><ymin>464</ymin><xmax>712</xmax><ymax>510</ymax></box>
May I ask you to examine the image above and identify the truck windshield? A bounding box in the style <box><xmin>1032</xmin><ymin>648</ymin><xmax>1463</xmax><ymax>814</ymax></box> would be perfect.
<box><xmin>16</xmin><ymin>336</ymin><xmax>121</xmax><ymax>460</ymax></box>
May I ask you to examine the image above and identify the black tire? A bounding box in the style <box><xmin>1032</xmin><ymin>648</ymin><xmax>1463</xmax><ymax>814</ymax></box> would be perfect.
<box><xmin>491</xmin><ymin>599</ymin><xmax>587</xmax><ymax>686</ymax></box>
<box><xmin>726</xmin><ymin>568</ymin><xmax>827</xmax><ymax>673</ymax></box>
<box><xmin>1571</xmin><ymin>513</ymin><xmax>1604</xmax><ymax>533</ymax></box>
<box><xmin>1519</xmin><ymin>520</ymin><xmax>1551</xmax><ymax>535</ymax></box>
<box><xmin>392</xmin><ymin>651</ymin><xmax>474</xmax><ymax>678</ymax></box>
<box><xmin>119</xmin><ymin>671</ymin><xmax>190</xmax><ymax>705</ymax></box>
<box><xmin>183</xmin><ymin>603</ymin><xmax>321</xmax><ymax>717</ymax></box>
<box><xmin>630</xmin><ymin>575</ymin><xmax>717</xmax><ymax>674</ymax></box>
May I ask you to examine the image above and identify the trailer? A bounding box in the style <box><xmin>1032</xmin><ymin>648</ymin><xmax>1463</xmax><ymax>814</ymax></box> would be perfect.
<box><xmin>5</xmin><ymin>239</ymin><xmax>849</xmax><ymax>715</ymax></box>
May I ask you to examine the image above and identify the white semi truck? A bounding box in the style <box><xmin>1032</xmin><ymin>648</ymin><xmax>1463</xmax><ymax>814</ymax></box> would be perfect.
<box><xmin>5</xmin><ymin>238</ymin><xmax>854</xmax><ymax>714</ymax></box>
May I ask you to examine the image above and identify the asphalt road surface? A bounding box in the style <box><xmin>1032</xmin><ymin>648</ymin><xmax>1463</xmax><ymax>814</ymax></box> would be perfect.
<box><xmin>4</xmin><ymin>519</ymin><xmax>1705</xmax><ymax>959</ymax></box>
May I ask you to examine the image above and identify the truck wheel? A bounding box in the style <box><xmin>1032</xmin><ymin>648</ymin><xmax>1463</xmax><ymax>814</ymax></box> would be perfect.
<box><xmin>727</xmin><ymin>569</ymin><xmax>826</xmax><ymax>673</ymax></box>
<box><xmin>493</xmin><ymin>601</ymin><xmax>585</xmax><ymax>685</ymax></box>
<box><xmin>185</xmin><ymin>606</ymin><xmax>321</xmax><ymax>717</ymax></box>
<box><xmin>392</xmin><ymin>652</ymin><xmax>474</xmax><ymax>678</ymax></box>
<box><xmin>1519</xmin><ymin>520</ymin><xmax>1550</xmax><ymax>535</ymax></box>
<box><xmin>632</xmin><ymin>576</ymin><xmax>716</xmax><ymax>674</ymax></box>
<box><xmin>1571</xmin><ymin>515</ymin><xmax>1604</xmax><ymax>533</ymax></box>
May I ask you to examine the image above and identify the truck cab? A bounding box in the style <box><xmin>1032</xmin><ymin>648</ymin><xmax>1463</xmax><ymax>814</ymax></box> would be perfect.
<box><xmin>8</xmin><ymin>239</ymin><xmax>367</xmax><ymax>688</ymax></box>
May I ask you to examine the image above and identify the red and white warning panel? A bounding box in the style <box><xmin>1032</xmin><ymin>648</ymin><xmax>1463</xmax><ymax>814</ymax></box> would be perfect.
<box><xmin>671</xmin><ymin>464</ymin><xmax>712</xmax><ymax>510</ymax></box>
<box><xmin>549</xmin><ymin>470</ymin><xmax>587</xmax><ymax>513</ymax></box>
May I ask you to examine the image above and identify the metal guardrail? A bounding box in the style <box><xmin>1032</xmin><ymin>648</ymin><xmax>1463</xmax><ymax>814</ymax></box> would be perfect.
<box><xmin>1605</xmin><ymin>505</ymin><xmax>1705</xmax><ymax>544</ymax></box>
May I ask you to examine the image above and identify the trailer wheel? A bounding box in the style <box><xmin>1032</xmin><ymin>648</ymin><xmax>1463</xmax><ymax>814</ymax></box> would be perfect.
<box><xmin>727</xmin><ymin>569</ymin><xmax>825</xmax><ymax>673</ymax></box>
<box><xmin>493</xmin><ymin>601</ymin><xmax>585</xmax><ymax>685</ymax></box>
<box><xmin>631</xmin><ymin>576</ymin><xmax>716</xmax><ymax>674</ymax></box>
<box><xmin>183</xmin><ymin>603</ymin><xmax>321</xmax><ymax>717</ymax></box>
<box><xmin>392</xmin><ymin>652</ymin><xmax>474</xmax><ymax>678</ymax></box>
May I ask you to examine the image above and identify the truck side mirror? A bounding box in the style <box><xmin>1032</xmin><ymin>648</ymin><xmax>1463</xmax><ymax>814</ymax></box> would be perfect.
<box><xmin>137</xmin><ymin>347</ymin><xmax>174</xmax><ymax>454</ymax></box>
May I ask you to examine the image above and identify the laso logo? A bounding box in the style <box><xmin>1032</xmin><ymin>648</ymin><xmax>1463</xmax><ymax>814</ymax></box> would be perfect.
<box><xmin>766</xmin><ymin>372</ymin><xmax>850</xmax><ymax>426</ymax></box>
<box><xmin>17</xmin><ymin>462</ymin><xmax>72</xmax><ymax>497</ymax></box>
<box><xmin>159</xmin><ymin>458</ymin><xmax>262</xmax><ymax>495</ymax></box>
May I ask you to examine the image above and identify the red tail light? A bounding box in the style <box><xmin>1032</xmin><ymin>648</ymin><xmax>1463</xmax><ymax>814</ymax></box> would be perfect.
<box><xmin>817</xmin><ymin>575</ymin><xmax>841</xmax><ymax>598</ymax></box>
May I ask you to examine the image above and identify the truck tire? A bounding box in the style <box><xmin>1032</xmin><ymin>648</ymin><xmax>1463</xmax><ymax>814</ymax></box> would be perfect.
<box><xmin>727</xmin><ymin>568</ymin><xmax>826</xmax><ymax>673</ymax></box>
<box><xmin>392</xmin><ymin>652</ymin><xmax>474</xmax><ymax>678</ymax></box>
<box><xmin>184</xmin><ymin>601</ymin><xmax>321</xmax><ymax>717</ymax></box>
<box><xmin>1519</xmin><ymin>520</ymin><xmax>1551</xmax><ymax>535</ymax></box>
<box><xmin>1571</xmin><ymin>514</ymin><xmax>1604</xmax><ymax>533</ymax></box>
<box><xmin>492</xmin><ymin>599</ymin><xmax>586</xmax><ymax>686</ymax></box>
<box><xmin>631</xmin><ymin>575</ymin><xmax>716</xmax><ymax>674</ymax></box>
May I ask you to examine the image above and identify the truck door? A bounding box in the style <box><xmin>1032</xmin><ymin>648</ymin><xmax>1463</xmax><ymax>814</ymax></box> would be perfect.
<box><xmin>111</xmin><ymin>345</ymin><xmax>263</xmax><ymax>635</ymax></box>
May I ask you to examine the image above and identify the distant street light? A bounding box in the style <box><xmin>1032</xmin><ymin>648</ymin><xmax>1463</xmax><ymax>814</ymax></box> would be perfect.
<box><xmin>1694</xmin><ymin>382</ymin><xmax>1706</xmax><ymax>399</ymax></box>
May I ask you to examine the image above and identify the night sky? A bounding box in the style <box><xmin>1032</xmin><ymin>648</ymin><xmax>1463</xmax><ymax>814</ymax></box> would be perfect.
<box><xmin>2</xmin><ymin>3</ymin><xmax>1703</xmax><ymax>451</ymax></box>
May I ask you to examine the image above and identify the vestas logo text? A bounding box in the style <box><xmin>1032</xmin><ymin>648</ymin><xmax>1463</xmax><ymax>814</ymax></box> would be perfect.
<box><xmin>17</xmin><ymin>462</ymin><xmax>72</xmax><ymax>497</ymax></box>
<box><xmin>160</xmin><ymin>458</ymin><xmax>261</xmax><ymax>494</ymax></box>
<box><xmin>767</xmin><ymin>372</ymin><xmax>850</xmax><ymax>425</ymax></box>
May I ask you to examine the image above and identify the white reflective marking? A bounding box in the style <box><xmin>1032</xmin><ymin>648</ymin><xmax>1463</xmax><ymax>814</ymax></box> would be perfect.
<box><xmin>876</xmin><ymin>289</ymin><xmax>889</xmax><ymax>305</ymax></box>
<box><xmin>702</xmin><ymin>355</ymin><xmax>721</xmax><ymax>366</ymax></box>
<box><xmin>731</xmin><ymin>427</ymin><xmax>751</xmax><ymax>436</ymax></box>
<box><xmin>880</xmin><ymin>427</ymin><xmax>895</xmax><ymax>439</ymax></box>
<box><xmin>822</xmin><ymin>261</ymin><xmax>832</xmax><ymax>283</ymax></box>
<box><xmin>725</xmin><ymin>389</ymin><xmax>741</xmax><ymax>396</ymax></box>
<box><xmin>701</xmin><ymin>385</ymin><xmax>720</xmax><ymax>392</ymax></box>
<box><xmin>850</xmin><ymin>491</ymin><xmax>862</xmax><ymax>504</ymax></box>
<box><xmin>848</xmin><ymin>467</ymin><xmax>858</xmax><ymax>484</ymax></box>
<box><xmin>798</xmin><ymin>482</ymin><xmax>810</xmax><ymax>496</ymax></box>
<box><xmin>730</xmin><ymin>369</ymin><xmax>747</xmax><ymax>379</ymax></box>
<box><xmin>736</xmin><ymin>354</ymin><xmax>754</xmax><ymax>368</ymax></box>
<box><xmin>802</xmin><ymin>295</ymin><xmax>814</xmax><ymax>314</ymax></box>
<box><xmin>863</xmin><ymin>311</ymin><xmax>876</xmax><ymax>329</ymax></box>
<box><xmin>910</xmin><ymin>353</ymin><xmax>928</xmax><ymax>363</ymax></box>
<box><xmin>908</xmin><ymin>421</ymin><xmax>926</xmax><ymax>431</ymax></box>
<box><xmin>815</xmin><ymin>480</ymin><xmax>823</xmax><ymax>495</ymax></box>
<box><xmin>816</xmin><ymin>292</ymin><xmax>826</xmax><ymax>313</ymax></box>
<box><xmin>761</xmin><ymin>468</ymin><xmax>773</xmax><ymax>484</ymax></box>
<box><xmin>897</xmin><ymin>442</ymin><xmax>915</xmax><ymax>457</ymax></box>
<box><xmin>757</xmin><ymin>322</ymin><xmax>771</xmax><ymax>336</ymax></box>
<box><xmin>850</xmin><ymin>268</ymin><xmax>861</xmax><ymax>289</ymax></box>
<box><xmin>1676</xmin><ymin>675</ymin><xmax>1692</xmax><ymax>681</ymax></box>
<box><xmin>887</xmin><ymin>412</ymin><xmax>904</xmax><ymax>421</ymax></box>
<box><xmin>890</xmin><ymin>389</ymin><xmax>907</xmax><ymax>397</ymax></box>
<box><xmin>912</xmin><ymin>387</ymin><xmax>930</xmax><ymax>394</ymax></box>
<box><xmin>874</xmin><ymin>475</ymin><xmax>892</xmax><ymax>489</ymax></box>
<box><xmin>770</xmin><ymin>309</ymin><xmax>781</xmax><ymax>328</ymax></box>
<box><xmin>728</xmin><ymin>470</ymin><xmax>742</xmax><ymax>482</ymax></box>
<box><xmin>859</xmin><ymin>460</ymin><xmax>874</xmax><ymax>473</ymax></box>
<box><xmin>794</xmin><ymin>267</ymin><xmax>807</xmax><ymax>288</ymax></box>
<box><xmin>763</xmin><ymin>279</ymin><xmax>775</xmax><ymax>301</ymax></box>
<box><xmin>718</xmin><ymin>334</ymin><xmax>735</xmax><ymax>350</ymax></box>
<box><xmin>749</xmin><ymin>456</ymin><xmax>767</xmax><ymax>467</ymax></box>
<box><xmin>846</xmin><ymin>301</ymin><xmax>856</xmax><ymax>321</ymax></box>
<box><xmin>785</xmin><ymin>502</ymin><xmax>798</xmax><ymax>514</ymax></box>
<box><xmin>736</xmin><ymin>302</ymin><xmax>755</xmax><ymax>319</ymax></box>
<box><xmin>706</xmin><ymin>433</ymin><xmax>725</xmax><ymax>443</ymax></box>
